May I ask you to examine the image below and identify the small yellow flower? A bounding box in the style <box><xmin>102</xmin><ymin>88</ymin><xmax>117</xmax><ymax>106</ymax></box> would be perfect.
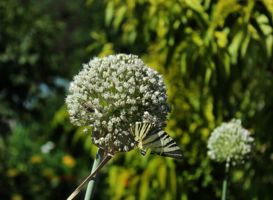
<box><xmin>7</xmin><ymin>168</ymin><xmax>19</xmax><ymax>177</ymax></box>
<box><xmin>11</xmin><ymin>194</ymin><xmax>23</xmax><ymax>200</ymax></box>
<box><xmin>42</xmin><ymin>169</ymin><xmax>55</xmax><ymax>180</ymax></box>
<box><xmin>29</xmin><ymin>155</ymin><xmax>43</xmax><ymax>163</ymax></box>
<box><xmin>62</xmin><ymin>155</ymin><xmax>76</xmax><ymax>167</ymax></box>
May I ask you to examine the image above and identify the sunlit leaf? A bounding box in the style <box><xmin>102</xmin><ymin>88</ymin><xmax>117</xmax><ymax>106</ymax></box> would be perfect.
<box><xmin>128</xmin><ymin>30</ymin><xmax>137</xmax><ymax>44</ymax></box>
<box><xmin>214</xmin><ymin>31</ymin><xmax>228</xmax><ymax>48</ymax></box>
<box><xmin>241</xmin><ymin>27</ymin><xmax>251</xmax><ymax>58</ymax></box>
<box><xmin>184</xmin><ymin>0</ymin><xmax>208</xmax><ymax>23</ymax></box>
<box><xmin>140</xmin><ymin>169</ymin><xmax>150</xmax><ymax>200</ymax></box>
<box><xmin>228</xmin><ymin>30</ymin><xmax>244</xmax><ymax>64</ymax></box>
<box><xmin>204</xmin><ymin>67</ymin><xmax>212</xmax><ymax>85</ymax></box>
<box><xmin>180</xmin><ymin>52</ymin><xmax>187</xmax><ymax>76</ymax></box>
<box><xmin>157</xmin><ymin>163</ymin><xmax>166</xmax><ymax>190</ymax></box>
<box><xmin>113</xmin><ymin>5</ymin><xmax>127</xmax><ymax>29</ymax></box>
<box><xmin>105</xmin><ymin>0</ymin><xmax>114</xmax><ymax>26</ymax></box>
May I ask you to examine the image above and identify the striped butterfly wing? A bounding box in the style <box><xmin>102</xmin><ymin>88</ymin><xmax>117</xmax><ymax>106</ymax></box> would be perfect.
<box><xmin>130</xmin><ymin>123</ymin><xmax>183</xmax><ymax>159</ymax></box>
<box><xmin>130</xmin><ymin>123</ymin><xmax>156</xmax><ymax>141</ymax></box>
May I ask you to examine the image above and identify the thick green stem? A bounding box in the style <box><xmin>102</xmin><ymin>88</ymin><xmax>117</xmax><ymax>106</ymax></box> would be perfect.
<box><xmin>84</xmin><ymin>148</ymin><xmax>104</xmax><ymax>200</ymax></box>
<box><xmin>221</xmin><ymin>162</ymin><xmax>230</xmax><ymax>200</ymax></box>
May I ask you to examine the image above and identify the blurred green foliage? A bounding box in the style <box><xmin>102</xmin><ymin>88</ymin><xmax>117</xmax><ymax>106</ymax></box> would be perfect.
<box><xmin>0</xmin><ymin>123</ymin><xmax>78</xmax><ymax>200</ymax></box>
<box><xmin>0</xmin><ymin>0</ymin><xmax>273</xmax><ymax>200</ymax></box>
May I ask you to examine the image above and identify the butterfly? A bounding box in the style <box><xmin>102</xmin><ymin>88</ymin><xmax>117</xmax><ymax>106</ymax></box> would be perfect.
<box><xmin>129</xmin><ymin>123</ymin><xmax>182</xmax><ymax>159</ymax></box>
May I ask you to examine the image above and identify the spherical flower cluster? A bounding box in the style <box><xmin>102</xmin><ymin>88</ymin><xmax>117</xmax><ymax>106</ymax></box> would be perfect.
<box><xmin>207</xmin><ymin>119</ymin><xmax>254</xmax><ymax>165</ymax></box>
<box><xmin>66</xmin><ymin>54</ymin><xmax>171</xmax><ymax>154</ymax></box>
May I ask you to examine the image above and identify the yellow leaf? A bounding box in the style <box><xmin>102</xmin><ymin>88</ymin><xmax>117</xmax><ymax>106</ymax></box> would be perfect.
<box><xmin>158</xmin><ymin>163</ymin><xmax>167</xmax><ymax>190</ymax></box>
<box><xmin>113</xmin><ymin>5</ymin><xmax>127</xmax><ymax>29</ymax></box>
<box><xmin>105</xmin><ymin>1</ymin><xmax>114</xmax><ymax>26</ymax></box>
<box><xmin>180</xmin><ymin>53</ymin><xmax>187</xmax><ymax>76</ymax></box>
<box><xmin>228</xmin><ymin>30</ymin><xmax>244</xmax><ymax>64</ymax></box>
<box><xmin>170</xmin><ymin>168</ymin><xmax>177</xmax><ymax>198</ymax></box>
<box><xmin>140</xmin><ymin>169</ymin><xmax>150</xmax><ymax>200</ymax></box>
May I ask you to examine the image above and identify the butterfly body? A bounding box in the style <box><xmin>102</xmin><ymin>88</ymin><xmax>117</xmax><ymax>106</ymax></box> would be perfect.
<box><xmin>130</xmin><ymin>123</ymin><xmax>183</xmax><ymax>159</ymax></box>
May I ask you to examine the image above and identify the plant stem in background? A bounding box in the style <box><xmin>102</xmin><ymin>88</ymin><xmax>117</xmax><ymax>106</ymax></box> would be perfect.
<box><xmin>84</xmin><ymin>148</ymin><xmax>104</xmax><ymax>200</ymax></box>
<box><xmin>221</xmin><ymin>162</ymin><xmax>230</xmax><ymax>200</ymax></box>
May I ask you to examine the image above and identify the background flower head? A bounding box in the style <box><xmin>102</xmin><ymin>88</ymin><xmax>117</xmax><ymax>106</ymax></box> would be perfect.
<box><xmin>66</xmin><ymin>54</ymin><xmax>171</xmax><ymax>153</ymax></box>
<box><xmin>207</xmin><ymin>119</ymin><xmax>254</xmax><ymax>165</ymax></box>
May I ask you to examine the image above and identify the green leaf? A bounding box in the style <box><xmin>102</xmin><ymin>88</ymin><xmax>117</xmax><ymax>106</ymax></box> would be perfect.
<box><xmin>265</xmin><ymin>34</ymin><xmax>273</xmax><ymax>57</ymax></box>
<box><xmin>86</xmin><ymin>41</ymin><xmax>102</xmax><ymax>52</ymax></box>
<box><xmin>204</xmin><ymin>0</ymin><xmax>211</xmax><ymax>10</ymax></box>
<box><xmin>83</xmin><ymin>134</ymin><xmax>92</xmax><ymax>150</ymax></box>
<box><xmin>128</xmin><ymin>30</ymin><xmax>137</xmax><ymax>44</ymax></box>
<box><xmin>241</xmin><ymin>27</ymin><xmax>251</xmax><ymax>58</ymax></box>
<box><xmin>116</xmin><ymin>170</ymin><xmax>130</xmax><ymax>199</ymax></box>
<box><xmin>260</xmin><ymin>24</ymin><xmax>273</xmax><ymax>35</ymax></box>
<box><xmin>140</xmin><ymin>169</ymin><xmax>150</xmax><ymax>200</ymax></box>
<box><xmin>173</xmin><ymin>19</ymin><xmax>180</xmax><ymax>30</ymax></box>
<box><xmin>223</xmin><ymin>52</ymin><xmax>230</xmax><ymax>78</ymax></box>
<box><xmin>113</xmin><ymin>5</ymin><xmax>127</xmax><ymax>29</ymax></box>
<box><xmin>85</xmin><ymin>0</ymin><xmax>94</xmax><ymax>6</ymax></box>
<box><xmin>214</xmin><ymin>31</ymin><xmax>228</xmax><ymax>48</ymax></box>
<box><xmin>185</xmin><ymin>0</ymin><xmax>209</xmax><ymax>24</ymax></box>
<box><xmin>72</xmin><ymin>127</ymin><xmax>85</xmax><ymax>144</ymax></box>
<box><xmin>105</xmin><ymin>0</ymin><xmax>114</xmax><ymax>26</ymax></box>
<box><xmin>180</xmin><ymin>52</ymin><xmax>187</xmax><ymax>76</ymax></box>
<box><xmin>204</xmin><ymin>67</ymin><xmax>212</xmax><ymax>85</ymax></box>
<box><xmin>228</xmin><ymin>30</ymin><xmax>244</xmax><ymax>64</ymax></box>
<box><xmin>170</xmin><ymin>168</ymin><xmax>177</xmax><ymax>198</ymax></box>
<box><xmin>185</xmin><ymin>0</ymin><xmax>204</xmax><ymax>13</ymax></box>
<box><xmin>169</xmin><ymin>36</ymin><xmax>174</xmax><ymax>46</ymax></box>
<box><xmin>256</xmin><ymin>14</ymin><xmax>272</xmax><ymax>36</ymax></box>
<box><xmin>257</xmin><ymin>14</ymin><xmax>269</xmax><ymax>24</ymax></box>
<box><xmin>157</xmin><ymin>163</ymin><xmax>167</xmax><ymax>190</ymax></box>
<box><xmin>109</xmin><ymin>166</ymin><xmax>119</xmax><ymax>190</ymax></box>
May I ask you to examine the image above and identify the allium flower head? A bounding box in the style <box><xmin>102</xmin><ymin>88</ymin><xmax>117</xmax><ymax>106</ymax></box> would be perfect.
<box><xmin>66</xmin><ymin>54</ymin><xmax>171</xmax><ymax>154</ymax></box>
<box><xmin>207</xmin><ymin>119</ymin><xmax>254</xmax><ymax>165</ymax></box>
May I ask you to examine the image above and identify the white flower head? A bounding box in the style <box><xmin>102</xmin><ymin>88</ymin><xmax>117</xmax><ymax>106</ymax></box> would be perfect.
<box><xmin>41</xmin><ymin>141</ymin><xmax>55</xmax><ymax>154</ymax></box>
<box><xmin>66</xmin><ymin>54</ymin><xmax>171</xmax><ymax>154</ymax></box>
<box><xmin>207</xmin><ymin>119</ymin><xmax>254</xmax><ymax>165</ymax></box>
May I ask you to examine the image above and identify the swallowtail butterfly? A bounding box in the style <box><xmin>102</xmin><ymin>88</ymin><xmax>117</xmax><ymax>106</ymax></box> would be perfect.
<box><xmin>129</xmin><ymin>123</ymin><xmax>182</xmax><ymax>159</ymax></box>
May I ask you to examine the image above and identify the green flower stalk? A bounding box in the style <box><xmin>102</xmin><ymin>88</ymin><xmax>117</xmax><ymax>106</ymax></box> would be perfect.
<box><xmin>84</xmin><ymin>148</ymin><xmax>104</xmax><ymax>200</ymax></box>
<box><xmin>207</xmin><ymin>119</ymin><xmax>254</xmax><ymax>200</ymax></box>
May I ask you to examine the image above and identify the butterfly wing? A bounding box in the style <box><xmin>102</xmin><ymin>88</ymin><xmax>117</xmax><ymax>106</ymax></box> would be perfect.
<box><xmin>130</xmin><ymin>123</ymin><xmax>183</xmax><ymax>159</ymax></box>
<box><xmin>129</xmin><ymin>123</ymin><xmax>156</xmax><ymax>141</ymax></box>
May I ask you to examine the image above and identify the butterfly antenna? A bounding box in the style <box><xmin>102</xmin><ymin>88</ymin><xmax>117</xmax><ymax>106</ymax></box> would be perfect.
<box><xmin>67</xmin><ymin>153</ymin><xmax>114</xmax><ymax>200</ymax></box>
